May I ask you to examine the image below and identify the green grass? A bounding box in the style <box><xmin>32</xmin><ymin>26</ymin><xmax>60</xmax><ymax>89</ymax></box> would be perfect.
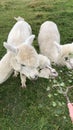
<box><xmin>0</xmin><ymin>0</ymin><xmax>73</xmax><ymax>129</ymax></box>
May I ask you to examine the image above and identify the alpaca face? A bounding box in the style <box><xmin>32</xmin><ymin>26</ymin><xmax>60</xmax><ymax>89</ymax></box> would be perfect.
<box><xmin>39</xmin><ymin>67</ymin><xmax>58</xmax><ymax>79</ymax></box>
<box><xmin>54</xmin><ymin>42</ymin><xmax>73</xmax><ymax>69</ymax></box>
<box><xmin>13</xmin><ymin>45</ymin><xmax>39</xmax><ymax>80</ymax></box>
<box><xmin>62</xmin><ymin>43</ymin><xmax>73</xmax><ymax>69</ymax></box>
<box><xmin>60</xmin><ymin>53</ymin><xmax>73</xmax><ymax>69</ymax></box>
<box><xmin>38</xmin><ymin>54</ymin><xmax>58</xmax><ymax>78</ymax></box>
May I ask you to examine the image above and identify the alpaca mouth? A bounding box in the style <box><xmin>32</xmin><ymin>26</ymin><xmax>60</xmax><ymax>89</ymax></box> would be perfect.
<box><xmin>52</xmin><ymin>72</ymin><xmax>58</xmax><ymax>77</ymax></box>
<box><xmin>30</xmin><ymin>75</ymin><xmax>38</xmax><ymax>80</ymax></box>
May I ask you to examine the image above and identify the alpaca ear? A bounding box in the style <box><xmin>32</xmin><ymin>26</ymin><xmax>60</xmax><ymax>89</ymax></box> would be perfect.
<box><xmin>14</xmin><ymin>16</ymin><xmax>24</xmax><ymax>21</ymax></box>
<box><xmin>24</xmin><ymin>35</ymin><xmax>35</xmax><ymax>45</ymax></box>
<box><xmin>3</xmin><ymin>42</ymin><xmax>18</xmax><ymax>54</ymax></box>
<box><xmin>54</xmin><ymin>41</ymin><xmax>62</xmax><ymax>53</ymax></box>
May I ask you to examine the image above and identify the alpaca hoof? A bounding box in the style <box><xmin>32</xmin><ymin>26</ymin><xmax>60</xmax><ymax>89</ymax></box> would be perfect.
<box><xmin>13</xmin><ymin>74</ymin><xmax>17</xmax><ymax>77</ymax></box>
<box><xmin>13</xmin><ymin>72</ymin><xmax>19</xmax><ymax>77</ymax></box>
<box><xmin>21</xmin><ymin>84</ymin><xmax>27</xmax><ymax>88</ymax></box>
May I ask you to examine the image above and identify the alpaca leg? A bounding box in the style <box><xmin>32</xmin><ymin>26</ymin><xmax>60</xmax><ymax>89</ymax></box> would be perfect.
<box><xmin>20</xmin><ymin>73</ymin><xmax>27</xmax><ymax>88</ymax></box>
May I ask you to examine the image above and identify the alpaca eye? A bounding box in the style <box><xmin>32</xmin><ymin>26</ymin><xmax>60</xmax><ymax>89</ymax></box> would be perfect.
<box><xmin>21</xmin><ymin>64</ymin><xmax>26</xmax><ymax>67</ymax></box>
<box><xmin>65</xmin><ymin>57</ymin><xmax>68</xmax><ymax>61</ymax></box>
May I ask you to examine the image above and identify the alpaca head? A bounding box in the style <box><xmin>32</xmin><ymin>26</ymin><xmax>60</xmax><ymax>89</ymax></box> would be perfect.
<box><xmin>38</xmin><ymin>54</ymin><xmax>58</xmax><ymax>79</ymax></box>
<box><xmin>4</xmin><ymin>35</ymin><xmax>39</xmax><ymax>80</ymax></box>
<box><xmin>54</xmin><ymin>41</ymin><xmax>73</xmax><ymax>69</ymax></box>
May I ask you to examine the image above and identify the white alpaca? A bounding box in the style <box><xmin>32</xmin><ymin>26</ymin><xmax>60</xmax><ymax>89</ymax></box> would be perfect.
<box><xmin>38</xmin><ymin>21</ymin><xmax>60</xmax><ymax>63</ymax></box>
<box><xmin>3</xmin><ymin>35</ymin><xmax>39</xmax><ymax>87</ymax></box>
<box><xmin>38</xmin><ymin>21</ymin><xmax>73</xmax><ymax>69</ymax></box>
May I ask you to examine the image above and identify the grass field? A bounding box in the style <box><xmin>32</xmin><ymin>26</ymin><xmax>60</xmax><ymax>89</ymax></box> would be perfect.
<box><xmin>0</xmin><ymin>0</ymin><xmax>73</xmax><ymax>129</ymax></box>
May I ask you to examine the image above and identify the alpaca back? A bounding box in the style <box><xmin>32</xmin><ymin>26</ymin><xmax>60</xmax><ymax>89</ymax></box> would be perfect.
<box><xmin>7</xmin><ymin>20</ymin><xmax>32</xmax><ymax>46</ymax></box>
<box><xmin>38</xmin><ymin>21</ymin><xmax>60</xmax><ymax>63</ymax></box>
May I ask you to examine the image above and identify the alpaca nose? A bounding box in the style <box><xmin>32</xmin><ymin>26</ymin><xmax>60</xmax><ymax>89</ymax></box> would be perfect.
<box><xmin>52</xmin><ymin>71</ymin><xmax>58</xmax><ymax>77</ymax></box>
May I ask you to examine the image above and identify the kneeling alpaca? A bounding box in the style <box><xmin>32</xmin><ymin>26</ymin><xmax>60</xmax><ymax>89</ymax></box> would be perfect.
<box><xmin>38</xmin><ymin>21</ymin><xmax>73</xmax><ymax>69</ymax></box>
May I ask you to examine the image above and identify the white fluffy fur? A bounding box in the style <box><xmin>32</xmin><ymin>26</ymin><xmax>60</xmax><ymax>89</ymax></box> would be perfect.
<box><xmin>7</xmin><ymin>16</ymin><xmax>32</xmax><ymax>46</ymax></box>
<box><xmin>38</xmin><ymin>54</ymin><xmax>58</xmax><ymax>78</ymax></box>
<box><xmin>38</xmin><ymin>21</ymin><xmax>73</xmax><ymax>69</ymax></box>
<box><xmin>0</xmin><ymin>52</ymin><xmax>13</xmax><ymax>84</ymax></box>
<box><xmin>38</xmin><ymin>21</ymin><xmax>60</xmax><ymax>63</ymax></box>
<box><xmin>56</xmin><ymin>42</ymin><xmax>73</xmax><ymax>69</ymax></box>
